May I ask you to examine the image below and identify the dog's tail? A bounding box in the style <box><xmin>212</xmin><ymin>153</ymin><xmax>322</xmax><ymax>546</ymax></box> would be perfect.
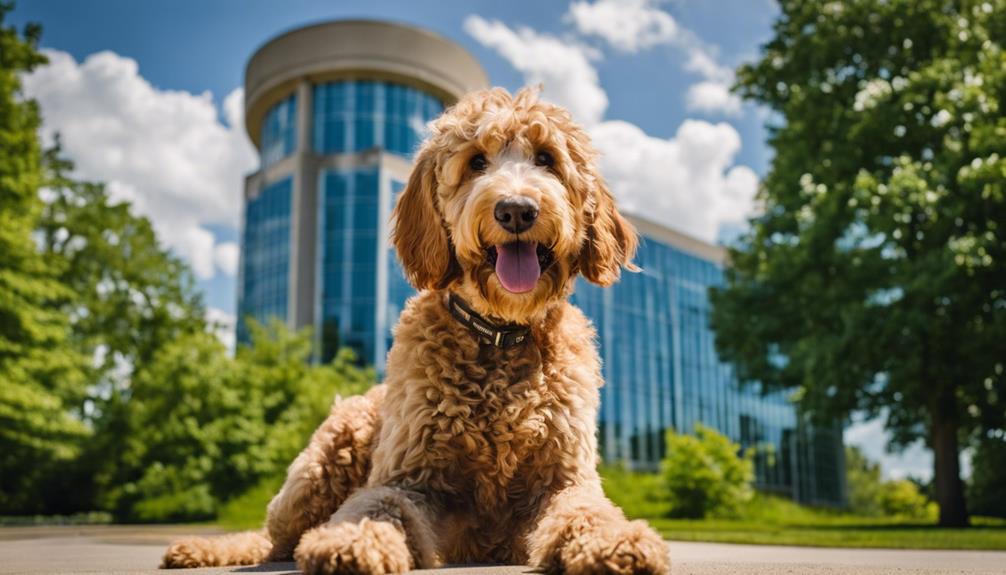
<box><xmin>161</xmin><ymin>530</ymin><xmax>272</xmax><ymax>569</ymax></box>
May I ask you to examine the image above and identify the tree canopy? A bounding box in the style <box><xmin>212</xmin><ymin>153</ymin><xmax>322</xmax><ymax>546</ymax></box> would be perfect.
<box><xmin>0</xmin><ymin>5</ymin><xmax>89</xmax><ymax>511</ymax></box>
<box><xmin>711</xmin><ymin>0</ymin><xmax>1005</xmax><ymax>526</ymax></box>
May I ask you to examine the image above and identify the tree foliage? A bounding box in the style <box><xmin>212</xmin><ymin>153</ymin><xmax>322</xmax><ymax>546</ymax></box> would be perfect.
<box><xmin>845</xmin><ymin>446</ymin><xmax>933</xmax><ymax>519</ymax></box>
<box><xmin>106</xmin><ymin>321</ymin><xmax>373</xmax><ymax>522</ymax></box>
<box><xmin>711</xmin><ymin>0</ymin><xmax>1005</xmax><ymax>526</ymax></box>
<box><xmin>661</xmin><ymin>424</ymin><xmax>754</xmax><ymax>519</ymax></box>
<box><xmin>846</xmin><ymin>446</ymin><xmax>885</xmax><ymax>515</ymax></box>
<box><xmin>0</xmin><ymin>3</ymin><xmax>89</xmax><ymax>513</ymax></box>
<box><xmin>33</xmin><ymin>144</ymin><xmax>211</xmax><ymax>513</ymax></box>
<box><xmin>968</xmin><ymin>434</ymin><xmax>1006</xmax><ymax>518</ymax></box>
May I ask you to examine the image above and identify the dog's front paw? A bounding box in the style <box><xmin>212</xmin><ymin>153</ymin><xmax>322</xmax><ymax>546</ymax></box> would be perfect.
<box><xmin>294</xmin><ymin>519</ymin><xmax>412</xmax><ymax>575</ymax></box>
<box><xmin>161</xmin><ymin>537</ymin><xmax>220</xmax><ymax>568</ymax></box>
<box><xmin>551</xmin><ymin>519</ymin><xmax>670</xmax><ymax>575</ymax></box>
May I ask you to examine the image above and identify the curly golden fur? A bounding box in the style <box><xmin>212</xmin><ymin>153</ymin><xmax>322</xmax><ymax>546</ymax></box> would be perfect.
<box><xmin>162</xmin><ymin>87</ymin><xmax>668</xmax><ymax>574</ymax></box>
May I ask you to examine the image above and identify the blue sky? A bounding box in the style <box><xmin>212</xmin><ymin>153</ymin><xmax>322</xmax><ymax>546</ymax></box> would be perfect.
<box><xmin>10</xmin><ymin>0</ymin><xmax>777</xmax><ymax>171</ymax></box>
<box><xmin>10</xmin><ymin>0</ymin><xmax>935</xmax><ymax>480</ymax></box>
<box><xmin>12</xmin><ymin>0</ymin><xmax>776</xmax><ymax>310</ymax></box>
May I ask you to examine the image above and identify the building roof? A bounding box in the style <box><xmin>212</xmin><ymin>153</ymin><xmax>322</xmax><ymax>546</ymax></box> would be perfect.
<box><xmin>625</xmin><ymin>214</ymin><xmax>728</xmax><ymax>265</ymax></box>
<box><xmin>244</xmin><ymin>19</ymin><xmax>489</xmax><ymax>147</ymax></box>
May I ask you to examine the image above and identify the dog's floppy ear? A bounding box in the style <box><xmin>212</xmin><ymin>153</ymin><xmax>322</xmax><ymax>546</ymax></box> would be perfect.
<box><xmin>578</xmin><ymin>177</ymin><xmax>639</xmax><ymax>287</ymax></box>
<box><xmin>392</xmin><ymin>148</ymin><xmax>460</xmax><ymax>290</ymax></box>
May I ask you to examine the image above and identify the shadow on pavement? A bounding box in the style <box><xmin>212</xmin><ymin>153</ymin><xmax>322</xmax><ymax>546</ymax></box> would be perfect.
<box><xmin>232</xmin><ymin>563</ymin><xmax>298</xmax><ymax>574</ymax></box>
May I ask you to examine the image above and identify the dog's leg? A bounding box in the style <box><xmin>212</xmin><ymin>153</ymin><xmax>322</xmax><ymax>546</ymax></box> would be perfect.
<box><xmin>526</xmin><ymin>483</ymin><xmax>670</xmax><ymax>575</ymax></box>
<box><xmin>161</xmin><ymin>386</ymin><xmax>385</xmax><ymax>568</ymax></box>
<box><xmin>160</xmin><ymin>531</ymin><xmax>272</xmax><ymax>569</ymax></box>
<box><xmin>265</xmin><ymin>385</ymin><xmax>386</xmax><ymax>560</ymax></box>
<box><xmin>294</xmin><ymin>485</ymin><xmax>439</xmax><ymax>575</ymax></box>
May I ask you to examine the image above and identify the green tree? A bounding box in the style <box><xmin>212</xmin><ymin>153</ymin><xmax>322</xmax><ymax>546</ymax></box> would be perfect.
<box><xmin>845</xmin><ymin>446</ymin><xmax>884</xmax><ymax>516</ymax></box>
<box><xmin>880</xmin><ymin>479</ymin><xmax>933</xmax><ymax>519</ymax></box>
<box><xmin>109</xmin><ymin>320</ymin><xmax>373</xmax><ymax>522</ymax></box>
<box><xmin>661</xmin><ymin>424</ymin><xmax>754</xmax><ymax>519</ymax></box>
<box><xmin>109</xmin><ymin>329</ymin><xmax>237</xmax><ymax>521</ymax></box>
<box><xmin>39</xmin><ymin>144</ymin><xmax>207</xmax><ymax>384</ymax></box>
<box><xmin>846</xmin><ymin>446</ymin><xmax>933</xmax><ymax>519</ymax></box>
<box><xmin>968</xmin><ymin>434</ymin><xmax>1006</xmax><ymax>518</ymax></box>
<box><xmin>35</xmin><ymin>144</ymin><xmax>209</xmax><ymax>513</ymax></box>
<box><xmin>0</xmin><ymin>3</ymin><xmax>89</xmax><ymax>513</ymax></box>
<box><xmin>845</xmin><ymin>446</ymin><xmax>929</xmax><ymax>518</ymax></box>
<box><xmin>711</xmin><ymin>0</ymin><xmax>1006</xmax><ymax>526</ymax></box>
<box><xmin>232</xmin><ymin>321</ymin><xmax>373</xmax><ymax>476</ymax></box>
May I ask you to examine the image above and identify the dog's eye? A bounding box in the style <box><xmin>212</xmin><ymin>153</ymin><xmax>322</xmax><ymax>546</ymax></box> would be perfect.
<box><xmin>534</xmin><ymin>151</ymin><xmax>554</xmax><ymax>168</ymax></box>
<box><xmin>469</xmin><ymin>153</ymin><xmax>488</xmax><ymax>172</ymax></box>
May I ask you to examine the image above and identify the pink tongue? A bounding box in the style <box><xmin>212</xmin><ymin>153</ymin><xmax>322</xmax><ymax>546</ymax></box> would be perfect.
<box><xmin>495</xmin><ymin>241</ymin><xmax>540</xmax><ymax>293</ymax></box>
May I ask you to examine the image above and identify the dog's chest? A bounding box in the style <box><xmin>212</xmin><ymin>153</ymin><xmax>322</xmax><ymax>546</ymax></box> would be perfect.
<box><xmin>422</xmin><ymin>348</ymin><xmax>560</xmax><ymax>506</ymax></box>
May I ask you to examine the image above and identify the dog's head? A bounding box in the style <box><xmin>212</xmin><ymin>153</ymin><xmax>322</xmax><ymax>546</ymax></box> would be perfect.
<box><xmin>392</xmin><ymin>87</ymin><xmax>637</xmax><ymax>323</ymax></box>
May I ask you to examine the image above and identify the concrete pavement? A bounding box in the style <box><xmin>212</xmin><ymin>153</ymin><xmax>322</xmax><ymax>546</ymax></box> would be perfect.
<box><xmin>1</xmin><ymin>525</ymin><xmax>1004</xmax><ymax>575</ymax></box>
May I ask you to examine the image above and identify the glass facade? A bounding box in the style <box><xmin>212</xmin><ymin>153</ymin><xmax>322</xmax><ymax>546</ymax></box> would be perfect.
<box><xmin>237</xmin><ymin>176</ymin><xmax>292</xmax><ymax>343</ymax></box>
<box><xmin>260</xmin><ymin>94</ymin><xmax>297</xmax><ymax>168</ymax></box>
<box><xmin>309</xmin><ymin>80</ymin><xmax>445</xmax><ymax>367</ymax></box>
<box><xmin>317</xmin><ymin>167</ymin><xmax>381</xmax><ymax>363</ymax></box>
<box><xmin>239</xmin><ymin>80</ymin><xmax>444</xmax><ymax>357</ymax></box>
<box><xmin>571</xmin><ymin>238</ymin><xmax>844</xmax><ymax>503</ymax></box>
<box><xmin>313</xmin><ymin>81</ymin><xmax>444</xmax><ymax>156</ymax></box>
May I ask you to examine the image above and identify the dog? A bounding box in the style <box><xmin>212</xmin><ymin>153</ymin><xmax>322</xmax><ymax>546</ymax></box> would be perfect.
<box><xmin>162</xmin><ymin>87</ymin><xmax>670</xmax><ymax>575</ymax></box>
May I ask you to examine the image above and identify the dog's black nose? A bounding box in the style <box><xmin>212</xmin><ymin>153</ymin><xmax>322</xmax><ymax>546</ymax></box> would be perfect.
<box><xmin>494</xmin><ymin>197</ymin><xmax>539</xmax><ymax>234</ymax></box>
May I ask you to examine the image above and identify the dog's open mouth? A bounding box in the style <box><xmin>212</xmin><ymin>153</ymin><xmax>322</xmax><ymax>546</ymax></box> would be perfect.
<box><xmin>485</xmin><ymin>241</ymin><xmax>555</xmax><ymax>294</ymax></box>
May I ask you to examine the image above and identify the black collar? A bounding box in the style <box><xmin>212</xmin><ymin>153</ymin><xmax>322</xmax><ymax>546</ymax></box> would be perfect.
<box><xmin>447</xmin><ymin>293</ymin><xmax>531</xmax><ymax>349</ymax></box>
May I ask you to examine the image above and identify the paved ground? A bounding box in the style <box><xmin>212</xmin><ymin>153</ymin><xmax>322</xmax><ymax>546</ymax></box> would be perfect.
<box><xmin>2</xmin><ymin>525</ymin><xmax>1005</xmax><ymax>575</ymax></box>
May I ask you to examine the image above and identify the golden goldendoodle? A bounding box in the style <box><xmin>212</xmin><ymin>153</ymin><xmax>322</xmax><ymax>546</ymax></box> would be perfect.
<box><xmin>162</xmin><ymin>87</ymin><xmax>670</xmax><ymax>575</ymax></box>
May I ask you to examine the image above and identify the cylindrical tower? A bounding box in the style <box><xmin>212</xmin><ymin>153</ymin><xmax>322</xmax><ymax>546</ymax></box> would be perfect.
<box><xmin>238</xmin><ymin>20</ymin><xmax>488</xmax><ymax>368</ymax></box>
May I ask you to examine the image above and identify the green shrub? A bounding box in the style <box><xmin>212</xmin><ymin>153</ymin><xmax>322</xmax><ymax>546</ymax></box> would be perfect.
<box><xmin>106</xmin><ymin>321</ymin><xmax>374</xmax><ymax>522</ymax></box>
<box><xmin>846</xmin><ymin>446</ymin><xmax>936</xmax><ymax>519</ymax></box>
<box><xmin>661</xmin><ymin>424</ymin><xmax>754</xmax><ymax>519</ymax></box>
<box><xmin>600</xmin><ymin>465</ymin><xmax>670</xmax><ymax>519</ymax></box>
<box><xmin>846</xmin><ymin>446</ymin><xmax>884</xmax><ymax>516</ymax></box>
<box><xmin>969</xmin><ymin>436</ymin><xmax>1006</xmax><ymax>519</ymax></box>
<box><xmin>131</xmin><ymin>483</ymin><xmax>217</xmax><ymax>524</ymax></box>
<box><xmin>879</xmin><ymin>479</ymin><xmax>935</xmax><ymax>520</ymax></box>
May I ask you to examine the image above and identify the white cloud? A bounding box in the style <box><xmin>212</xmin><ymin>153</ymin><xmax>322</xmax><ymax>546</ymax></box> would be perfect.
<box><xmin>466</xmin><ymin>14</ymin><xmax>757</xmax><ymax>243</ymax></box>
<box><xmin>22</xmin><ymin>49</ymin><xmax>257</xmax><ymax>280</ymax></box>
<box><xmin>682</xmin><ymin>45</ymin><xmax>732</xmax><ymax>83</ymax></box>
<box><xmin>464</xmin><ymin>15</ymin><xmax>608</xmax><ymax>126</ymax></box>
<box><xmin>205</xmin><ymin>307</ymin><xmax>236</xmax><ymax>355</ymax></box>
<box><xmin>567</xmin><ymin>0</ymin><xmax>742</xmax><ymax>116</ymax></box>
<box><xmin>679</xmin><ymin>37</ymin><xmax>742</xmax><ymax>116</ymax></box>
<box><xmin>567</xmin><ymin>0</ymin><xmax>679</xmax><ymax>53</ymax></box>
<box><xmin>686</xmin><ymin>80</ymin><xmax>742</xmax><ymax>116</ymax></box>
<box><xmin>213</xmin><ymin>242</ymin><xmax>240</xmax><ymax>277</ymax></box>
<box><xmin>591</xmin><ymin>119</ymin><xmax>757</xmax><ymax>242</ymax></box>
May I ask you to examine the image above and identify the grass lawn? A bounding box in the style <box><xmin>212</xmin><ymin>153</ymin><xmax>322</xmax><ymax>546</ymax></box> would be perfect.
<box><xmin>648</xmin><ymin>516</ymin><xmax>1006</xmax><ymax>550</ymax></box>
<box><xmin>214</xmin><ymin>468</ymin><xmax>1006</xmax><ymax>551</ymax></box>
<box><xmin>600</xmin><ymin>466</ymin><xmax>1006</xmax><ymax>551</ymax></box>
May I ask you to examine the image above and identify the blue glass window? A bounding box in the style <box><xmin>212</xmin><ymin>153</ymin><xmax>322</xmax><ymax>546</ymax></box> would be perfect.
<box><xmin>237</xmin><ymin>177</ymin><xmax>292</xmax><ymax>343</ymax></box>
<box><xmin>261</xmin><ymin>94</ymin><xmax>297</xmax><ymax>167</ymax></box>
<box><xmin>317</xmin><ymin>167</ymin><xmax>381</xmax><ymax>364</ymax></box>
<box><xmin>313</xmin><ymin>81</ymin><xmax>444</xmax><ymax>157</ymax></box>
<box><xmin>571</xmin><ymin>235</ymin><xmax>841</xmax><ymax>504</ymax></box>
